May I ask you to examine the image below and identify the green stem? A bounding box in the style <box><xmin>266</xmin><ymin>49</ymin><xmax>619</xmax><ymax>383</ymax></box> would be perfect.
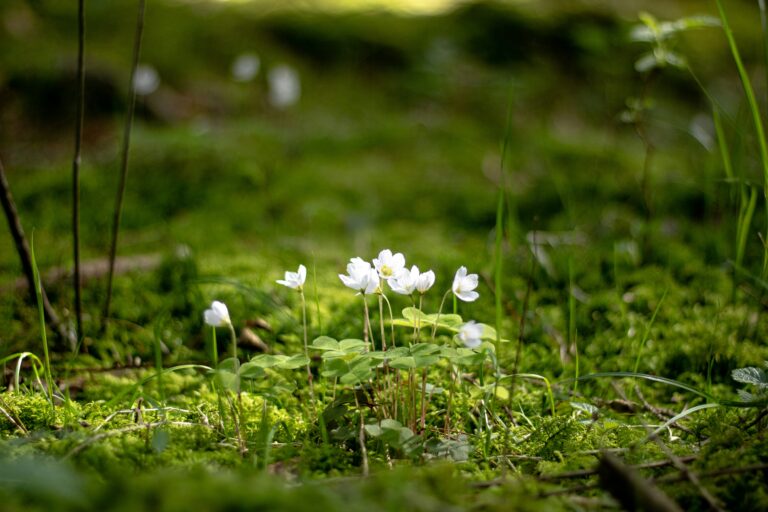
<box><xmin>378</xmin><ymin>295</ymin><xmax>387</xmax><ymax>351</ymax></box>
<box><xmin>382</xmin><ymin>293</ymin><xmax>396</xmax><ymax>348</ymax></box>
<box><xmin>362</xmin><ymin>296</ymin><xmax>375</xmax><ymax>351</ymax></box>
<box><xmin>430</xmin><ymin>290</ymin><xmax>452</xmax><ymax>342</ymax></box>
<box><xmin>229</xmin><ymin>323</ymin><xmax>239</xmax><ymax>398</ymax></box>
<box><xmin>300</xmin><ymin>291</ymin><xmax>316</xmax><ymax>409</ymax></box>
<box><xmin>715</xmin><ymin>0</ymin><xmax>768</xmax><ymax>274</ymax></box>
<box><xmin>211</xmin><ymin>327</ymin><xmax>218</xmax><ymax>368</ymax></box>
<box><xmin>30</xmin><ymin>235</ymin><xmax>55</xmax><ymax>412</ymax></box>
<box><xmin>312</xmin><ymin>258</ymin><xmax>323</xmax><ymax>334</ymax></box>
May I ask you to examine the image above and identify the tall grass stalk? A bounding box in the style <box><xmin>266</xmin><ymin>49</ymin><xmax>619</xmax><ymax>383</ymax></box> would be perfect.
<box><xmin>103</xmin><ymin>0</ymin><xmax>146</xmax><ymax>329</ymax></box>
<box><xmin>30</xmin><ymin>235</ymin><xmax>55</xmax><ymax>412</ymax></box>
<box><xmin>759</xmin><ymin>0</ymin><xmax>768</xmax><ymax>107</ymax></box>
<box><xmin>715</xmin><ymin>0</ymin><xmax>768</xmax><ymax>274</ymax></box>
<box><xmin>71</xmin><ymin>0</ymin><xmax>86</xmax><ymax>344</ymax></box>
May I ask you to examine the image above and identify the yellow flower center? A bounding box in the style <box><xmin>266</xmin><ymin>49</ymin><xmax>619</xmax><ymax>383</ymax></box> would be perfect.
<box><xmin>381</xmin><ymin>265</ymin><xmax>393</xmax><ymax>277</ymax></box>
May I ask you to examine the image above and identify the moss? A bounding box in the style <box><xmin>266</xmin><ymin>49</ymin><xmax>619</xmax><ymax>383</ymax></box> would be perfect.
<box><xmin>0</xmin><ymin>393</ymin><xmax>54</xmax><ymax>434</ymax></box>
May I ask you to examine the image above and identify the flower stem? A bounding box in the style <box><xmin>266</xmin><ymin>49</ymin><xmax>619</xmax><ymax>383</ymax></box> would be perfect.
<box><xmin>378</xmin><ymin>295</ymin><xmax>387</xmax><ymax>351</ymax></box>
<box><xmin>354</xmin><ymin>392</ymin><xmax>369</xmax><ymax>477</ymax></box>
<box><xmin>444</xmin><ymin>364</ymin><xmax>458</xmax><ymax>435</ymax></box>
<box><xmin>228</xmin><ymin>323</ymin><xmax>240</xmax><ymax>398</ymax></box>
<box><xmin>300</xmin><ymin>291</ymin><xmax>316</xmax><ymax>410</ymax></box>
<box><xmin>382</xmin><ymin>293</ymin><xmax>396</xmax><ymax>349</ymax></box>
<box><xmin>362</xmin><ymin>297</ymin><xmax>375</xmax><ymax>351</ymax></box>
<box><xmin>431</xmin><ymin>290</ymin><xmax>452</xmax><ymax>342</ymax></box>
<box><xmin>211</xmin><ymin>327</ymin><xmax>218</xmax><ymax>368</ymax></box>
<box><xmin>420</xmin><ymin>368</ymin><xmax>428</xmax><ymax>433</ymax></box>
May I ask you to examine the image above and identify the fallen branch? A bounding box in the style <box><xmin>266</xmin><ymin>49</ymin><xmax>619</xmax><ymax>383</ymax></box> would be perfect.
<box><xmin>0</xmin><ymin>157</ymin><xmax>75</xmax><ymax>348</ymax></box>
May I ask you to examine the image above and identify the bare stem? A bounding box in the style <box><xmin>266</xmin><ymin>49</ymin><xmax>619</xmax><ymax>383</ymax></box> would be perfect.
<box><xmin>72</xmin><ymin>0</ymin><xmax>86</xmax><ymax>345</ymax></box>
<box><xmin>103</xmin><ymin>0</ymin><xmax>146</xmax><ymax>331</ymax></box>
<box><xmin>354</xmin><ymin>393</ymin><xmax>369</xmax><ymax>477</ymax></box>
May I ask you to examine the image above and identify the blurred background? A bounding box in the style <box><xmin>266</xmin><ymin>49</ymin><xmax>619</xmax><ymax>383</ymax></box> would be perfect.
<box><xmin>0</xmin><ymin>0</ymin><xmax>764</xmax><ymax>355</ymax></box>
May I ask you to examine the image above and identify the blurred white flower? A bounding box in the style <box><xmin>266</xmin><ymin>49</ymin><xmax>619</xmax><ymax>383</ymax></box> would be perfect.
<box><xmin>389</xmin><ymin>265</ymin><xmax>419</xmax><ymax>295</ymax></box>
<box><xmin>268</xmin><ymin>64</ymin><xmax>300</xmax><ymax>108</ymax></box>
<box><xmin>389</xmin><ymin>265</ymin><xmax>435</xmax><ymax>295</ymax></box>
<box><xmin>231</xmin><ymin>53</ymin><xmax>261</xmax><ymax>82</ymax></box>
<box><xmin>373</xmin><ymin>249</ymin><xmax>405</xmax><ymax>279</ymax></box>
<box><xmin>452</xmin><ymin>266</ymin><xmax>479</xmax><ymax>302</ymax></box>
<box><xmin>277</xmin><ymin>264</ymin><xmax>306</xmax><ymax>291</ymax></box>
<box><xmin>457</xmin><ymin>321</ymin><xmax>483</xmax><ymax>349</ymax></box>
<box><xmin>204</xmin><ymin>300</ymin><xmax>231</xmax><ymax>327</ymax></box>
<box><xmin>415</xmin><ymin>269</ymin><xmax>435</xmax><ymax>294</ymax></box>
<box><xmin>133</xmin><ymin>64</ymin><xmax>160</xmax><ymax>96</ymax></box>
<box><xmin>339</xmin><ymin>257</ymin><xmax>379</xmax><ymax>295</ymax></box>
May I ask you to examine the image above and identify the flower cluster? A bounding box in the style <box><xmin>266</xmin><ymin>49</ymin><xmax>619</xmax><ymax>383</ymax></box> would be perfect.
<box><xmin>337</xmin><ymin>249</ymin><xmax>478</xmax><ymax>302</ymax></box>
<box><xmin>240</xmin><ymin>249</ymin><xmax>486</xmax><ymax>350</ymax></box>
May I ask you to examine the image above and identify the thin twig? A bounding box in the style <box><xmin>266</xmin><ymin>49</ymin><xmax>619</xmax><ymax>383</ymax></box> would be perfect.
<box><xmin>634</xmin><ymin>384</ymin><xmax>694</xmax><ymax>436</ymax></box>
<box><xmin>71</xmin><ymin>0</ymin><xmax>86</xmax><ymax>345</ymax></box>
<box><xmin>0</xmin><ymin>157</ymin><xmax>74</xmax><ymax>347</ymax></box>
<box><xmin>649</xmin><ymin>431</ymin><xmax>725</xmax><ymax>511</ymax></box>
<box><xmin>103</xmin><ymin>0</ymin><xmax>146</xmax><ymax>331</ymax></box>
<box><xmin>0</xmin><ymin>395</ymin><xmax>29</xmax><ymax>436</ymax></box>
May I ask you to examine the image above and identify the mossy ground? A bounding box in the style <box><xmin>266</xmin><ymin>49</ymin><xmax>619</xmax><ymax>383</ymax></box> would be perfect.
<box><xmin>1</xmin><ymin>0</ymin><xmax>768</xmax><ymax>510</ymax></box>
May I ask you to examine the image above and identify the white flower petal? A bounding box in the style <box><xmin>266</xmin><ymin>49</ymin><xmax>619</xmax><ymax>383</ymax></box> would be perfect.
<box><xmin>456</xmin><ymin>290</ymin><xmax>479</xmax><ymax>302</ymax></box>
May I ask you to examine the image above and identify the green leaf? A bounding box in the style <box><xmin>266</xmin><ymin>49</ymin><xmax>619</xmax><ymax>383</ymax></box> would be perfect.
<box><xmin>410</xmin><ymin>343</ymin><xmax>441</xmax><ymax>356</ymax></box>
<box><xmin>379</xmin><ymin>418</ymin><xmax>403</xmax><ymax>430</ymax></box>
<box><xmin>320</xmin><ymin>358</ymin><xmax>349</xmax><ymax>378</ymax></box>
<box><xmin>412</xmin><ymin>355</ymin><xmax>440</xmax><ymax>368</ymax></box>
<box><xmin>732</xmin><ymin>367</ymin><xmax>768</xmax><ymax>388</ymax></box>
<box><xmin>339</xmin><ymin>339</ymin><xmax>367</xmax><ymax>353</ymax></box>
<box><xmin>320</xmin><ymin>350</ymin><xmax>348</xmax><ymax>360</ymax></box>
<box><xmin>400</xmin><ymin>308</ymin><xmax>463</xmax><ymax>330</ymax></box>
<box><xmin>389</xmin><ymin>356</ymin><xmax>417</xmax><ymax>370</ymax></box>
<box><xmin>245</xmin><ymin>354</ymin><xmax>284</xmax><ymax>368</ymax></box>
<box><xmin>238</xmin><ymin>362</ymin><xmax>266</xmax><ymax>379</ymax></box>
<box><xmin>277</xmin><ymin>354</ymin><xmax>310</xmax><ymax>370</ymax></box>
<box><xmin>311</xmin><ymin>336</ymin><xmax>339</xmax><ymax>351</ymax></box>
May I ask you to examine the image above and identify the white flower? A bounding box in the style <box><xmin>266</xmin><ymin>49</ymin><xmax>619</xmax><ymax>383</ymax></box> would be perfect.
<box><xmin>231</xmin><ymin>53</ymin><xmax>260</xmax><ymax>82</ymax></box>
<box><xmin>133</xmin><ymin>64</ymin><xmax>160</xmax><ymax>96</ymax></box>
<box><xmin>268</xmin><ymin>64</ymin><xmax>300</xmax><ymax>108</ymax></box>
<box><xmin>339</xmin><ymin>257</ymin><xmax>380</xmax><ymax>294</ymax></box>
<box><xmin>389</xmin><ymin>265</ymin><xmax>419</xmax><ymax>295</ymax></box>
<box><xmin>373</xmin><ymin>249</ymin><xmax>406</xmax><ymax>280</ymax></box>
<box><xmin>204</xmin><ymin>300</ymin><xmax>231</xmax><ymax>327</ymax></box>
<box><xmin>457</xmin><ymin>321</ymin><xmax>483</xmax><ymax>349</ymax></box>
<box><xmin>277</xmin><ymin>264</ymin><xmax>306</xmax><ymax>291</ymax></box>
<box><xmin>389</xmin><ymin>266</ymin><xmax>435</xmax><ymax>295</ymax></box>
<box><xmin>452</xmin><ymin>266</ymin><xmax>479</xmax><ymax>302</ymax></box>
<box><xmin>415</xmin><ymin>269</ymin><xmax>435</xmax><ymax>294</ymax></box>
